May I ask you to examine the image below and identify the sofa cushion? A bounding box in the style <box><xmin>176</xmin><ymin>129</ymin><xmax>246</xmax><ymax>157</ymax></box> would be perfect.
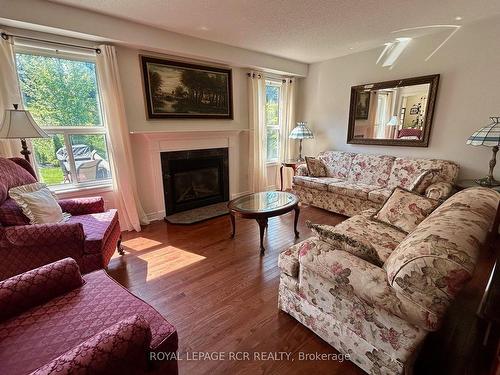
<box><xmin>368</xmin><ymin>187</ymin><xmax>393</xmax><ymax>204</ymax></box>
<box><xmin>322</xmin><ymin>213</ymin><xmax>407</xmax><ymax>265</ymax></box>
<box><xmin>307</xmin><ymin>221</ymin><xmax>381</xmax><ymax>266</ymax></box>
<box><xmin>347</xmin><ymin>154</ymin><xmax>395</xmax><ymax>187</ymax></box>
<box><xmin>0</xmin><ymin>198</ymin><xmax>30</xmax><ymax>226</ymax></box>
<box><xmin>317</xmin><ymin>151</ymin><xmax>356</xmax><ymax>179</ymax></box>
<box><xmin>67</xmin><ymin>209</ymin><xmax>119</xmax><ymax>254</ymax></box>
<box><xmin>305</xmin><ymin>156</ymin><xmax>326</xmax><ymax>177</ymax></box>
<box><xmin>385</xmin><ymin>187</ymin><xmax>499</xmax><ymax>330</ymax></box>
<box><xmin>0</xmin><ymin>269</ymin><xmax>177</xmax><ymax>375</ymax></box>
<box><xmin>327</xmin><ymin>181</ymin><xmax>380</xmax><ymax>200</ymax></box>
<box><xmin>387</xmin><ymin>157</ymin><xmax>459</xmax><ymax>189</ymax></box>
<box><xmin>293</xmin><ymin>176</ymin><xmax>343</xmax><ymax>191</ymax></box>
<box><xmin>374</xmin><ymin>187</ymin><xmax>440</xmax><ymax>233</ymax></box>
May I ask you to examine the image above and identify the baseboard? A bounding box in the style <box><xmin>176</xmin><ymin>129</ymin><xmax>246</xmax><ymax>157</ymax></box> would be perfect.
<box><xmin>231</xmin><ymin>191</ymin><xmax>251</xmax><ymax>199</ymax></box>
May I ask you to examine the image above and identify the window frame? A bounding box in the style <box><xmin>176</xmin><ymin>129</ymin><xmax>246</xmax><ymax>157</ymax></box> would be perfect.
<box><xmin>14</xmin><ymin>45</ymin><xmax>113</xmax><ymax>192</ymax></box>
<box><xmin>265</xmin><ymin>79</ymin><xmax>283</xmax><ymax>164</ymax></box>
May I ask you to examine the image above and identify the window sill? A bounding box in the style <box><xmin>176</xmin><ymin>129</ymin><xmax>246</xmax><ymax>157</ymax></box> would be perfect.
<box><xmin>50</xmin><ymin>183</ymin><xmax>114</xmax><ymax>198</ymax></box>
<box><xmin>266</xmin><ymin>161</ymin><xmax>279</xmax><ymax>166</ymax></box>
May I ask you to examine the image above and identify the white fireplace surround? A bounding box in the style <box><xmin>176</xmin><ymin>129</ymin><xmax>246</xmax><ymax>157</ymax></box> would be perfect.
<box><xmin>131</xmin><ymin>130</ymin><xmax>249</xmax><ymax>221</ymax></box>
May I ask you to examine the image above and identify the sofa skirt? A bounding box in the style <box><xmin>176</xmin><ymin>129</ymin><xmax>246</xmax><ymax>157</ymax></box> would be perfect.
<box><xmin>278</xmin><ymin>274</ymin><xmax>406</xmax><ymax>375</ymax></box>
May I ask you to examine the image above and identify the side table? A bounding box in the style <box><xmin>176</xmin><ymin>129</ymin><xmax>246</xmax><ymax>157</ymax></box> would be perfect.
<box><xmin>280</xmin><ymin>160</ymin><xmax>304</xmax><ymax>191</ymax></box>
<box><xmin>455</xmin><ymin>179</ymin><xmax>500</xmax><ymax>192</ymax></box>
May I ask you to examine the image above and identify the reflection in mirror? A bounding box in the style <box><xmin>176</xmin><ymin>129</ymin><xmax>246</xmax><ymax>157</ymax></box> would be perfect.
<box><xmin>348</xmin><ymin>75</ymin><xmax>439</xmax><ymax>147</ymax></box>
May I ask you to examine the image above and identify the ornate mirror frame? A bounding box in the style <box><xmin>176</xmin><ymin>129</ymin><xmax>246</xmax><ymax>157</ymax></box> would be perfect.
<box><xmin>347</xmin><ymin>74</ymin><xmax>440</xmax><ymax>147</ymax></box>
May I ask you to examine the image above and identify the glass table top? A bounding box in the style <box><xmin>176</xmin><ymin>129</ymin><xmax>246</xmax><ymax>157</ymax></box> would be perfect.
<box><xmin>229</xmin><ymin>191</ymin><xmax>298</xmax><ymax>213</ymax></box>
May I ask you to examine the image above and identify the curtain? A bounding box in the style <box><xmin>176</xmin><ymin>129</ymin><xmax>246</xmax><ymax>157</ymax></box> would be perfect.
<box><xmin>0</xmin><ymin>32</ymin><xmax>23</xmax><ymax>158</ymax></box>
<box><xmin>248</xmin><ymin>72</ymin><xmax>268</xmax><ymax>192</ymax></box>
<box><xmin>96</xmin><ymin>45</ymin><xmax>149</xmax><ymax>232</ymax></box>
<box><xmin>277</xmin><ymin>78</ymin><xmax>296</xmax><ymax>190</ymax></box>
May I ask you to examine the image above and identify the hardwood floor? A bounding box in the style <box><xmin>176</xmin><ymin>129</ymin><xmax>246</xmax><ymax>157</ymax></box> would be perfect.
<box><xmin>107</xmin><ymin>205</ymin><xmax>497</xmax><ymax>375</ymax></box>
<box><xmin>108</xmin><ymin>205</ymin><xmax>362</xmax><ymax>375</ymax></box>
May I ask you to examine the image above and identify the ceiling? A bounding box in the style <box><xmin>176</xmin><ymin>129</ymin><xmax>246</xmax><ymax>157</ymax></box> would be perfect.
<box><xmin>47</xmin><ymin>0</ymin><xmax>500</xmax><ymax>63</ymax></box>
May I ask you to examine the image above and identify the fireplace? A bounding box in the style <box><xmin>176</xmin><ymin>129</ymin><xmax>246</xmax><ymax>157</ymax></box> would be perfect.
<box><xmin>161</xmin><ymin>148</ymin><xmax>229</xmax><ymax>215</ymax></box>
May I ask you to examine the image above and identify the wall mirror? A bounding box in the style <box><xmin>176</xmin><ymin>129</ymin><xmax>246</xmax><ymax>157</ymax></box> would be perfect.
<box><xmin>347</xmin><ymin>74</ymin><xmax>439</xmax><ymax>147</ymax></box>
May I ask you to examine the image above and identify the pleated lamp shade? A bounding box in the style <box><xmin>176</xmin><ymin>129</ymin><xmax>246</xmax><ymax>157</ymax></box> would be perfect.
<box><xmin>289</xmin><ymin>122</ymin><xmax>314</xmax><ymax>140</ymax></box>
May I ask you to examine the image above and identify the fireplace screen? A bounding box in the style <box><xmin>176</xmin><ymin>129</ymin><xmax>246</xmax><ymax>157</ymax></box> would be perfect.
<box><xmin>174</xmin><ymin>167</ymin><xmax>220</xmax><ymax>203</ymax></box>
<box><xmin>161</xmin><ymin>148</ymin><xmax>229</xmax><ymax>215</ymax></box>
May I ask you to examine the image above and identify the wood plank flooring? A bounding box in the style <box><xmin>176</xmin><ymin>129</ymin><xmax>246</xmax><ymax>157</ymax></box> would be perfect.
<box><xmin>106</xmin><ymin>205</ymin><xmax>497</xmax><ymax>375</ymax></box>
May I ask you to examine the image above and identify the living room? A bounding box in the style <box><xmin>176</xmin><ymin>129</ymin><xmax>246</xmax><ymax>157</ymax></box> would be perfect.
<box><xmin>0</xmin><ymin>1</ymin><xmax>499</xmax><ymax>374</ymax></box>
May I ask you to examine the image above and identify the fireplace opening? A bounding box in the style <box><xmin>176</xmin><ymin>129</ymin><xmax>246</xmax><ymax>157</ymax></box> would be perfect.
<box><xmin>161</xmin><ymin>148</ymin><xmax>229</xmax><ymax>216</ymax></box>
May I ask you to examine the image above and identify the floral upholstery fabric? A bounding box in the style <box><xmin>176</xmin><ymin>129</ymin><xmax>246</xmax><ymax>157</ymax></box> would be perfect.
<box><xmin>0</xmin><ymin>158</ymin><xmax>37</xmax><ymax>205</ymax></box>
<box><xmin>0</xmin><ymin>267</ymin><xmax>178</xmax><ymax>375</ymax></box>
<box><xmin>425</xmin><ymin>182</ymin><xmax>453</xmax><ymax>200</ymax></box>
<box><xmin>317</xmin><ymin>151</ymin><xmax>356</xmax><ymax>179</ymax></box>
<box><xmin>279</xmin><ymin>187</ymin><xmax>495</xmax><ymax>374</ymax></box>
<box><xmin>31</xmin><ymin>315</ymin><xmax>152</xmax><ymax>375</ymax></box>
<box><xmin>295</xmin><ymin>164</ymin><xmax>309</xmax><ymax>176</ymax></box>
<box><xmin>292</xmin><ymin>176</ymin><xmax>342</xmax><ymax>191</ymax></box>
<box><xmin>385</xmin><ymin>187</ymin><xmax>499</xmax><ymax>330</ymax></box>
<box><xmin>347</xmin><ymin>154</ymin><xmax>395</xmax><ymax>187</ymax></box>
<box><xmin>327</xmin><ymin>181</ymin><xmax>380</xmax><ymax>200</ymax></box>
<box><xmin>368</xmin><ymin>188</ymin><xmax>393</xmax><ymax>204</ymax></box>
<box><xmin>408</xmin><ymin>169</ymin><xmax>438</xmax><ymax>194</ymax></box>
<box><xmin>0</xmin><ymin>198</ymin><xmax>30</xmax><ymax>226</ymax></box>
<box><xmin>306</xmin><ymin>221</ymin><xmax>381</xmax><ymax>266</ymax></box>
<box><xmin>58</xmin><ymin>197</ymin><xmax>105</xmax><ymax>216</ymax></box>
<box><xmin>0</xmin><ymin>258</ymin><xmax>84</xmax><ymax>321</ymax></box>
<box><xmin>292</xmin><ymin>152</ymin><xmax>459</xmax><ymax>218</ymax></box>
<box><xmin>313</xmin><ymin>213</ymin><xmax>406</xmax><ymax>266</ymax></box>
<box><xmin>374</xmin><ymin>187</ymin><xmax>440</xmax><ymax>233</ymax></box>
<box><xmin>305</xmin><ymin>156</ymin><xmax>327</xmax><ymax>177</ymax></box>
<box><xmin>387</xmin><ymin>157</ymin><xmax>459</xmax><ymax>190</ymax></box>
<box><xmin>293</xmin><ymin>185</ymin><xmax>379</xmax><ymax>217</ymax></box>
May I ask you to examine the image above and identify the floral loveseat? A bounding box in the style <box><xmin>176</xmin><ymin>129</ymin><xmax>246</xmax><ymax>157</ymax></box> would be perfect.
<box><xmin>293</xmin><ymin>151</ymin><xmax>459</xmax><ymax>217</ymax></box>
<box><xmin>278</xmin><ymin>187</ymin><xmax>500</xmax><ymax>375</ymax></box>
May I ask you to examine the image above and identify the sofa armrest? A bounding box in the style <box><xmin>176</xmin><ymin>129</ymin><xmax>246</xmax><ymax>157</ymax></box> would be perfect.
<box><xmin>298</xmin><ymin>242</ymin><xmax>438</xmax><ymax>330</ymax></box>
<box><xmin>31</xmin><ymin>315</ymin><xmax>152</xmax><ymax>375</ymax></box>
<box><xmin>58</xmin><ymin>197</ymin><xmax>105</xmax><ymax>215</ymax></box>
<box><xmin>425</xmin><ymin>182</ymin><xmax>453</xmax><ymax>200</ymax></box>
<box><xmin>295</xmin><ymin>164</ymin><xmax>309</xmax><ymax>176</ymax></box>
<box><xmin>0</xmin><ymin>258</ymin><xmax>83</xmax><ymax>321</ymax></box>
<box><xmin>2</xmin><ymin>222</ymin><xmax>85</xmax><ymax>247</ymax></box>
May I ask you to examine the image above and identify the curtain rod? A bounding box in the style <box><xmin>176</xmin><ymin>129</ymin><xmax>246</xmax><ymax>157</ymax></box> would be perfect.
<box><xmin>1</xmin><ymin>32</ymin><xmax>101</xmax><ymax>54</ymax></box>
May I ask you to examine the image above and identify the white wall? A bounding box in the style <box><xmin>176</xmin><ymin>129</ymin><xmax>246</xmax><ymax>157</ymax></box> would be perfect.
<box><xmin>116</xmin><ymin>45</ymin><xmax>251</xmax><ymax>218</ymax></box>
<box><xmin>297</xmin><ymin>16</ymin><xmax>500</xmax><ymax>180</ymax></box>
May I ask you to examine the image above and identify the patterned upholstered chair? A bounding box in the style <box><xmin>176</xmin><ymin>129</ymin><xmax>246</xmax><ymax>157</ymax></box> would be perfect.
<box><xmin>0</xmin><ymin>157</ymin><xmax>122</xmax><ymax>280</ymax></box>
<box><xmin>0</xmin><ymin>258</ymin><xmax>178</xmax><ymax>374</ymax></box>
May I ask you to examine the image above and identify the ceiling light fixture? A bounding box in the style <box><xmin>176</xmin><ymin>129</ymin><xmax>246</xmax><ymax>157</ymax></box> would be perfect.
<box><xmin>455</xmin><ymin>16</ymin><xmax>463</xmax><ymax>21</ymax></box>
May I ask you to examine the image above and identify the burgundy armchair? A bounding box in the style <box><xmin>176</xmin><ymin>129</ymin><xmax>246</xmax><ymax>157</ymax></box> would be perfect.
<box><xmin>0</xmin><ymin>157</ymin><xmax>122</xmax><ymax>280</ymax></box>
<box><xmin>0</xmin><ymin>258</ymin><xmax>178</xmax><ymax>375</ymax></box>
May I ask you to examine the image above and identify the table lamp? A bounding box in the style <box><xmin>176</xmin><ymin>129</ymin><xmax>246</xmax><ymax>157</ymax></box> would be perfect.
<box><xmin>0</xmin><ymin>104</ymin><xmax>48</xmax><ymax>163</ymax></box>
<box><xmin>289</xmin><ymin>122</ymin><xmax>314</xmax><ymax>161</ymax></box>
<box><xmin>466</xmin><ymin>116</ymin><xmax>500</xmax><ymax>187</ymax></box>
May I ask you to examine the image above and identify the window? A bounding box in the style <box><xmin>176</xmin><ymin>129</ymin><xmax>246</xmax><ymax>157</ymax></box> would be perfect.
<box><xmin>265</xmin><ymin>80</ymin><xmax>282</xmax><ymax>162</ymax></box>
<box><xmin>15</xmin><ymin>49</ymin><xmax>112</xmax><ymax>189</ymax></box>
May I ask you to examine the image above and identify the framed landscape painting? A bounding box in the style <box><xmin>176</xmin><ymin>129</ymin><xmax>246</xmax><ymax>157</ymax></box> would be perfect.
<box><xmin>141</xmin><ymin>56</ymin><xmax>233</xmax><ymax>119</ymax></box>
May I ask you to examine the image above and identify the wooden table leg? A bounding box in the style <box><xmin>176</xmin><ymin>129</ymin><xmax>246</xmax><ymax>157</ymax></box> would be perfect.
<box><xmin>280</xmin><ymin>164</ymin><xmax>284</xmax><ymax>191</ymax></box>
<box><xmin>294</xmin><ymin>206</ymin><xmax>300</xmax><ymax>238</ymax></box>
<box><xmin>256</xmin><ymin>217</ymin><xmax>268</xmax><ymax>255</ymax></box>
<box><xmin>230</xmin><ymin>212</ymin><xmax>236</xmax><ymax>238</ymax></box>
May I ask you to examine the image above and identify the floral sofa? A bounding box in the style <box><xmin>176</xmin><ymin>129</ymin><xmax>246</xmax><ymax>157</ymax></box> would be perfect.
<box><xmin>278</xmin><ymin>187</ymin><xmax>500</xmax><ymax>375</ymax></box>
<box><xmin>0</xmin><ymin>258</ymin><xmax>178</xmax><ymax>375</ymax></box>
<box><xmin>293</xmin><ymin>151</ymin><xmax>459</xmax><ymax>217</ymax></box>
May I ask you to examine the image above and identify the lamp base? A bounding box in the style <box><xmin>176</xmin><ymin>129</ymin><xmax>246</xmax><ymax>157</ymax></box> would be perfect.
<box><xmin>475</xmin><ymin>176</ymin><xmax>500</xmax><ymax>187</ymax></box>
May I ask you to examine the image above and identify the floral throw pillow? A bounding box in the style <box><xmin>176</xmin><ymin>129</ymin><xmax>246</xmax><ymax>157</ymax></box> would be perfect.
<box><xmin>305</xmin><ymin>156</ymin><xmax>326</xmax><ymax>177</ymax></box>
<box><xmin>409</xmin><ymin>169</ymin><xmax>439</xmax><ymax>194</ymax></box>
<box><xmin>373</xmin><ymin>187</ymin><xmax>439</xmax><ymax>233</ymax></box>
<box><xmin>306</xmin><ymin>221</ymin><xmax>382</xmax><ymax>266</ymax></box>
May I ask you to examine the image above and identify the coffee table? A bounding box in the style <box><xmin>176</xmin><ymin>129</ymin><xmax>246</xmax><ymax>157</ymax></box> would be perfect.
<box><xmin>228</xmin><ymin>191</ymin><xmax>300</xmax><ymax>255</ymax></box>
